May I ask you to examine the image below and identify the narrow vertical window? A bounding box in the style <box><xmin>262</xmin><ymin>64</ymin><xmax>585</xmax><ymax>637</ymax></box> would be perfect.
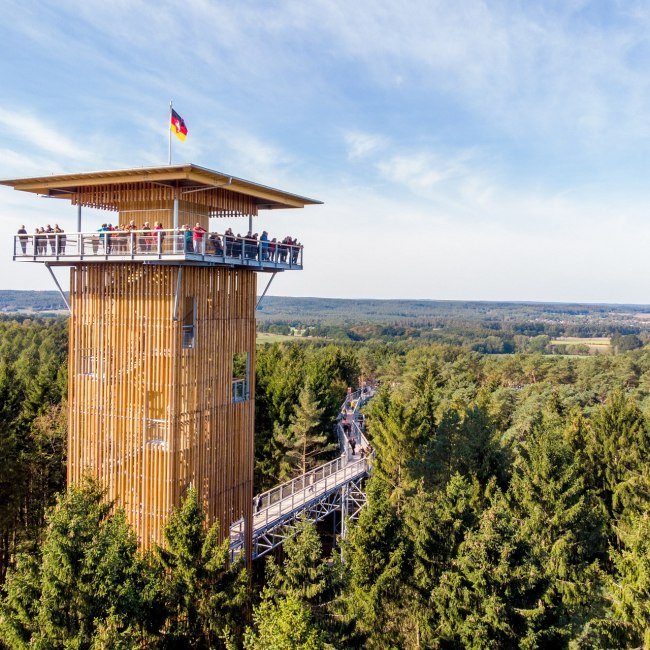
<box><xmin>232</xmin><ymin>351</ymin><xmax>249</xmax><ymax>402</ymax></box>
<box><xmin>182</xmin><ymin>297</ymin><xmax>195</xmax><ymax>348</ymax></box>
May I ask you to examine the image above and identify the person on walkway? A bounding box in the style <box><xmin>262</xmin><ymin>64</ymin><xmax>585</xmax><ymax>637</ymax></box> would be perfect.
<box><xmin>291</xmin><ymin>238</ymin><xmax>301</xmax><ymax>264</ymax></box>
<box><xmin>193</xmin><ymin>223</ymin><xmax>207</xmax><ymax>253</ymax></box>
<box><xmin>140</xmin><ymin>221</ymin><xmax>151</xmax><ymax>252</ymax></box>
<box><xmin>209</xmin><ymin>232</ymin><xmax>223</xmax><ymax>255</ymax></box>
<box><xmin>153</xmin><ymin>221</ymin><xmax>164</xmax><ymax>252</ymax></box>
<box><xmin>260</xmin><ymin>230</ymin><xmax>269</xmax><ymax>261</ymax></box>
<box><xmin>17</xmin><ymin>226</ymin><xmax>28</xmax><ymax>254</ymax></box>
<box><xmin>35</xmin><ymin>227</ymin><xmax>46</xmax><ymax>255</ymax></box>
<box><xmin>224</xmin><ymin>228</ymin><xmax>234</xmax><ymax>256</ymax></box>
<box><xmin>54</xmin><ymin>224</ymin><xmax>66</xmax><ymax>255</ymax></box>
<box><xmin>107</xmin><ymin>224</ymin><xmax>115</xmax><ymax>254</ymax></box>
<box><xmin>244</xmin><ymin>231</ymin><xmax>254</xmax><ymax>259</ymax></box>
<box><xmin>233</xmin><ymin>233</ymin><xmax>243</xmax><ymax>258</ymax></box>
<box><xmin>44</xmin><ymin>225</ymin><xmax>55</xmax><ymax>254</ymax></box>
<box><xmin>183</xmin><ymin>225</ymin><xmax>193</xmax><ymax>252</ymax></box>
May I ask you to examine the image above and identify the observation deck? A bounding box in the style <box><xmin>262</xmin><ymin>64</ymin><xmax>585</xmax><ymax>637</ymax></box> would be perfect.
<box><xmin>12</xmin><ymin>228</ymin><xmax>303</xmax><ymax>272</ymax></box>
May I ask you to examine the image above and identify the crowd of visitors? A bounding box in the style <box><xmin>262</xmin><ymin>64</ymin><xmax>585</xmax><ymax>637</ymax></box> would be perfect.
<box><xmin>17</xmin><ymin>224</ymin><xmax>66</xmax><ymax>255</ymax></box>
<box><xmin>17</xmin><ymin>222</ymin><xmax>302</xmax><ymax>264</ymax></box>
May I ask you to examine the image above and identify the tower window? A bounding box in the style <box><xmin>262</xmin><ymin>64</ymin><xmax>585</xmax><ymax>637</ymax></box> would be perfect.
<box><xmin>232</xmin><ymin>351</ymin><xmax>249</xmax><ymax>402</ymax></box>
<box><xmin>182</xmin><ymin>297</ymin><xmax>195</xmax><ymax>348</ymax></box>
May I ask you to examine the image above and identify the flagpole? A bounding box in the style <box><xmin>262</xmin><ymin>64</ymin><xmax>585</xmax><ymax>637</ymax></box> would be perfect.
<box><xmin>168</xmin><ymin>100</ymin><xmax>173</xmax><ymax>165</ymax></box>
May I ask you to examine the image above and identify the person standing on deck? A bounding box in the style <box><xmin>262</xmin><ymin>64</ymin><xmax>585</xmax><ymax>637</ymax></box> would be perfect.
<box><xmin>193</xmin><ymin>223</ymin><xmax>207</xmax><ymax>253</ymax></box>
<box><xmin>17</xmin><ymin>226</ymin><xmax>27</xmax><ymax>254</ymax></box>
<box><xmin>182</xmin><ymin>225</ymin><xmax>193</xmax><ymax>252</ymax></box>
<box><xmin>45</xmin><ymin>225</ymin><xmax>55</xmax><ymax>254</ymax></box>
<box><xmin>260</xmin><ymin>230</ymin><xmax>269</xmax><ymax>260</ymax></box>
<box><xmin>54</xmin><ymin>224</ymin><xmax>66</xmax><ymax>254</ymax></box>
<box><xmin>154</xmin><ymin>221</ymin><xmax>165</xmax><ymax>252</ymax></box>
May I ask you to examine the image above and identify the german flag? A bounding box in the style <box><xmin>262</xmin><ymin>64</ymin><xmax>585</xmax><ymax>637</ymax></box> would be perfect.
<box><xmin>170</xmin><ymin>109</ymin><xmax>188</xmax><ymax>141</ymax></box>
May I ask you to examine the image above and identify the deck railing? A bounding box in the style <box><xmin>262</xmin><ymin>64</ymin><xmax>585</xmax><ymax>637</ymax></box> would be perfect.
<box><xmin>251</xmin><ymin>454</ymin><xmax>369</xmax><ymax>532</ymax></box>
<box><xmin>13</xmin><ymin>229</ymin><xmax>304</xmax><ymax>269</ymax></box>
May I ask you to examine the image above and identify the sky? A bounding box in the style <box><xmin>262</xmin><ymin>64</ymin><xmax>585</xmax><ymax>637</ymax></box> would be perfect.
<box><xmin>2</xmin><ymin>0</ymin><xmax>650</xmax><ymax>303</ymax></box>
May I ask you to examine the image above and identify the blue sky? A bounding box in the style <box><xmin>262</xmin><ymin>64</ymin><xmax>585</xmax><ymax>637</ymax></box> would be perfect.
<box><xmin>2</xmin><ymin>0</ymin><xmax>650</xmax><ymax>302</ymax></box>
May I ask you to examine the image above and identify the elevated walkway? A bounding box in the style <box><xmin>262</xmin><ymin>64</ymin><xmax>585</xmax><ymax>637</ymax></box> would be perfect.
<box><xmin>230</xmin><ymin>385</ymin><xmax>376</xmax><ymax>559</ymax></box>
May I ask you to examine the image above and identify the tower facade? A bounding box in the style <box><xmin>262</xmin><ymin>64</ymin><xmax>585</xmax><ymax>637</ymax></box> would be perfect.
<box><xmin>3</xmin><ymin>165</ymin><xmax>319</xmax><ymax>557</ymax></box>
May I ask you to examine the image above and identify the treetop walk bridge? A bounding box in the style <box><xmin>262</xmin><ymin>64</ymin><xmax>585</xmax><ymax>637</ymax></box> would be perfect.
<box><xmin>229</xmin><ymin>385</ymin><xmax>376</xmax><ymax>560</ymax></box>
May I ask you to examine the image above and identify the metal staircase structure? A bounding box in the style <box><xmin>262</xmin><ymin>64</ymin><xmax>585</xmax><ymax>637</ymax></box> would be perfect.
<box><xmin>229</xmin><ymin>386</ymin><xmax>375</xmax><ymax>560</ymax></box>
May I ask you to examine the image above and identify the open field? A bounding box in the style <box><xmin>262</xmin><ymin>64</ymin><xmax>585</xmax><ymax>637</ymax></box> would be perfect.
<box><xmin>550</xmin><ymin>337</ymin><xmax>611</xmax><ymax>346</ymax></box>
<box><xmin>550</xmin><ymin>337</ymin><xmax>611</xmax><ymax>354</ymax></box>
<box><xmin>256</xmin><ymin>332</ymin><xmax>298</xmax><ymax>344</ymax></box>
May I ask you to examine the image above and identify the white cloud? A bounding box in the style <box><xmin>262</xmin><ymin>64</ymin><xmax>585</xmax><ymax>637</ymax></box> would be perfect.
<box><xmin>344</xmin><ymin>131</ymin><xmax>388</xmax><ymax>159</ymax></box>
<box><xmin>0</xmin><ymin>107</ymin><xmax>91</xmax><ymax>161</ymax></box>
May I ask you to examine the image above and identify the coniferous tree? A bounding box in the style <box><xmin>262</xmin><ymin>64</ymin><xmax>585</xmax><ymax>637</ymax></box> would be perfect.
<box><xmin>157</xmin><ymin>486</ymin><xmax>249</xmax><ymax>648</ymax></box>
<box><xmin>0</xmin><ymin>477</ymin><xmax>152</xmax><ymax>648</ymax></box>
<box><xmin>244</xmin><ymin>589</ymin><xmax>330</xmax><ymax>650</ymax></box>
<box><xmin>266</xmin><ymin>517</ymin><xmax>331</xmax><ymax>607</ymax></box>
<box><xmin>508</xmin><ymin>421</ymin><xmax>607</xmax><ymax>646</ymax></box>
<box><xmin>339</xmin><ymin>478</ymin><xmax>411</xmax><ymax>649</ymax></box>
<box><xmin>0</xmin><ymin>361</ymin><xmax>24</xmax><ymax>582</ymax></box>
<box><xmin>607</xmin><ymin>511</ymin><xmax>650</xmax><ymax>648</ymax></box>
<box><xmin>433</xmin><ymin>487</ymin><xmax>541</xmax><ymax>649</ymax></box>
<box><xmin>367</xmin><ymin>391</ymin><xmax>424</xmax><ymax>511</ymax></box>
<box><xmin>246</xmin><ymin>518</ymin><xmax>337</xmax><ymax>649</ymax></box>
<box><xmin>402</xmin><ymin>473</ymin><xmax>481</xmax><ymax>647</ymax></box>
<box><xmin>275</xmin><ymin>385</ymin><xmax>333</xmax><ymax>479</ymax></box>
<box><xmin>587</xmin><ymin>391</ymin><xmax>650</xmax><ymax>519</ymax></box>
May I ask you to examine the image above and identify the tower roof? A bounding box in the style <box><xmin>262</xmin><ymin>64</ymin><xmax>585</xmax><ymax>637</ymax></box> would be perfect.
<box><xmin>0</xmin><ymin>163</ymin><xmax>322</xmax><ymax>210</ymax></box>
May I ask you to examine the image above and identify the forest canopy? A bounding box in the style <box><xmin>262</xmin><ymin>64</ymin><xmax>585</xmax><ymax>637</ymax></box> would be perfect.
<box><xmin>0</xmin><ymin>306</ymin><xmax>650</xmax><ymax>647</ymax></box>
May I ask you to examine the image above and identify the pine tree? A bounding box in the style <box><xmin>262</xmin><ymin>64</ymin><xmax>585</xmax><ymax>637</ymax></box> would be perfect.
<box><xmin>433</xmin><ymin>487</ymin><xmax>540</xmax><ymax>648</ymax></box>
<box><xmin>508</xmin><ymin>420</ymin><xmax>607</xmax><ymax>646</ymax></box>
<box><xmin>586</xmin><ymin>391</ymin><xmax>650</xmax><ymax>518</ymax></box>
<box><xmin>607</xmin><ymin>511</ymin><xmax>650</xmax><ymax>648</ymax></box>
<box><xmin>275</xmin><ymin>385</ymin><xmax>333</xmax><ymax>479</ymax></box>
<box><xmin>338</xmin><ymin>477</ymin><xmax>412</xmax><ymax>648</ymax></box>
<box><xmin>0</xmin><ymin>477</ymin><xmax>152</xmax><ymax>648</ymax></box>
<box><xmin>157</xmin><ymin>486</ymin><xmax>249</xmax><ymax>648</ymax></box>
<box><xmin>367</xmin><ymin>391</ymin><xmax>424</xmax><ymax>511</ymax></box>
<box><xmin>0</xmin><ymin>361</ymin><xmax>24</xmax><ymax>583</ymax></box>
<box><xmin>266</xmin><ymin>516</ymin><xmax>331</xmax><ymax>606</ymax></box>
<box><xmin>244</xmin><ymin>589</ymin><xmax>330</xmax><ymax>650</ymax></box>
<box><xmin>245</xmin><ymin>518</ymin><xmax>335</xmax><ymax>649</ymax></box>
<box><xmin>402</xmin><ymin>473</ymin><xmax>481</xmax><ymax>647</ymax></box>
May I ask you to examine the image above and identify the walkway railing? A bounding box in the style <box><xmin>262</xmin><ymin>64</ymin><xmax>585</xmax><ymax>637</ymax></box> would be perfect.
<box><xmin>12</xmin><ymin>229</ymin><xmax>303</xmax><ymax>271</ymax></box>
<box><xmin>252</xmin><ymin>455</ymin><xmax>368</xmax><ymax>531</ymax></box>
<box><xmin>230</xmin><ymin>383</ymin><xmax>377</xmax><ymax>559</ymax></box>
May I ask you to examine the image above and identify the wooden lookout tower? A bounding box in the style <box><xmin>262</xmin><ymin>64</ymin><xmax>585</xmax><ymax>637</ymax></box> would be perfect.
<box><xmin>2</xmin><ymin>164</ymin><xmax>320</xmax><ymax>560</ymax></box>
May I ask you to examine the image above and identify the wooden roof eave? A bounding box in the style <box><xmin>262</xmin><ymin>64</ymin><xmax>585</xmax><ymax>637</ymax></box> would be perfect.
<box><xmin>0</xmin><ymin>163</ymin><xmax>323</xmax><ymax>209</ymax></box>
<box><xmin>5</xmin><ymin>169</ymin><xmax>194</xmax><ymax>194</ymax></box>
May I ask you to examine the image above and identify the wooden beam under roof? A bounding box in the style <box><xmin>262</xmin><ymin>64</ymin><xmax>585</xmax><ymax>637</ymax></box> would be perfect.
<box><xmin>0</xmin><ymin>164</ymin><xmax>321</xmax><ymax>210</ymax></box>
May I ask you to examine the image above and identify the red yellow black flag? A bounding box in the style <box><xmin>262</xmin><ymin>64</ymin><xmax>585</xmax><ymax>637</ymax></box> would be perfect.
<box><xmin>170</xmin><ymin>109</ymin><xmax>188</xmax><ymax>141</ymax></box>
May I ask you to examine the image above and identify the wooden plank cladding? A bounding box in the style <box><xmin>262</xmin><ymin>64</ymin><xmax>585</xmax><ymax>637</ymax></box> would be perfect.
<box><xmin>69</xmin><ymin>183</ymin><xmax>259</xmax><ymax>220</ymax></box>
<box><xmin>68</xmin><ymin>263</ymin><xmax>256</xmax><ymax>555</ymax></box>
